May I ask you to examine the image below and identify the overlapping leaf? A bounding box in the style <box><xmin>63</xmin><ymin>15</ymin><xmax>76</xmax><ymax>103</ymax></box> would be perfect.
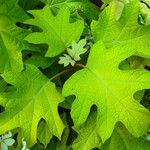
<box><xmin>102</xmin><ymin>123</ymin><xmax>150</xmax><ymax>150</ymax></box>
<box><xmin>40</xmin><ymin>0</ymin><xmax>100</xmax><ymax>20</ymax></box>
<box><xmin>25</xmin><ymin>6</ymin><xmax>84</xmax><ymax>57</ymax></box>
<box><xmin>72</xmin><ymin>109</ymin><xmax>101</xmax><ymax>150</ymax></box>
<box><xmin>37</xmin><ymin>120</ymin><xmax>52</xmax><ymax>148</ymax></box>
<box><xmin>0</xmin><ymin>0</ymin><xmax>29</xmax><ymax>73</ymax></box>
<box><xmin>0</xmin><ymin>65</ymin><xmax>64</xmax><ymax>147</ymax></box>
<box><xmin>91</xmin><ymin>0</ymin><xmax>150</xmax><ymax>57</ymax></box>
<box><xmin>63</xmin><ymin>41</ymin><xmax>150</xmax><ymax>142</ymax></box>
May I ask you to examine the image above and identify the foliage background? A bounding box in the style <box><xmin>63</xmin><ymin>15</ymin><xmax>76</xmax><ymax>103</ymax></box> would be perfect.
<box><xmin>0</xmin><ymin>0</ymin><xmax>150</xmax><ymax>150</ymax></box>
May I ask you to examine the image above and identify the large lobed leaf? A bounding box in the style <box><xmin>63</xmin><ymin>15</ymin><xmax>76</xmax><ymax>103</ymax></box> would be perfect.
<box><xmin>91</xmin><ymin>0</ymin><xmax>150</xmax><ymax>57</ymax></box>
<box><xmin>0</xmin><ymin>65</ymin><xmax>64</xmax><ymax>147</ymax></box>
<box><xmin>25</xmin><ymin>6</ymin><xmax>84</xmax><ymax>57</ymax></box>
<box><xmin>0</xmin><ymin>0</ymin><xmax>29</xmax><ymax>73</ymax></box>
<box><xmin>63</xmin><ymin>41</ymin><xmax>150</xmax><ymax>142</ymax></box>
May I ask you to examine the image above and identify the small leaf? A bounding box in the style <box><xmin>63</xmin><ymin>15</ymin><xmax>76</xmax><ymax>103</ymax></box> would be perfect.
<box><xmin>22</xmin><ymin>138</ymin><xmax>29</xmax><ymax>150</ymax></box>
<box><xmin>1</xmin><ymin>142</ymin><xmax>8</xmax><ymax>150</ymax></box>
<box><xmin>59</xmin><ymin>39</ymin><xmax>87</xmax><ymax>67</ymax></box>
<box><xmin>59</xmin><ymin>54</ymin><xmax>76</xmax><ymax>67</ymax></box>
<box><xmin>67</xmin><ymin>39</ymin><xmax>87</xmax><ymax>61</ymax></box>
<box><xmin>1</xmin><ymin>132</ymin><xmax>12</xmax><ymax>139</ymax></box>
<box><xmin>4</xmin><ymin>138</ymin><xmax>15</xmax><ymax>146</ymax></box>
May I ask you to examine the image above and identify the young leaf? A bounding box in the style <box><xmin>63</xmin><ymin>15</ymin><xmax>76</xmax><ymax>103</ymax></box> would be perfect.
<box><xmin>0</xmin><ymin>131</ymin><xmax>15</xmax><ymax>150</ymax></box>
<box><xmin>59</xmin><ymin>39</ymin><xmax>87</xmax><ymax>67</ymax></box>
<box><xmin>59</xmin><ymin>54</ymin><xmax>76</xmax><ymax>67</ymax></box>
<box><xmin>24</xmin><ymin>6</ymin><xmax>84</xmax><ymax>57</ymax></box>
<box><xmin>22</xmin><ymin>138</ymin><xmax>29</xmax><ymax>150</ymax></box>
<box><xmin>0</xmin><ymin>65</ymin><xmax>65</xmax><ymax>147</ymax></box>
<box><xmin>63</xmin><ymin>41</ymin><xmax>150</xmax><ymax>143</ymax></box>
<box><xmin>1</xmin><ymin>143</ymin><xmax>8</xmax><ymax>150</ymax></box>
<box><xmin>91</xmin><ymin>0</ymin><xmax>150</xmax><ymax>57</ymax></box>
<box><xmin>4</xmin><ymin>139</ymin><xmax>15</xmax><ymax>146</ymax></box>
<box><xmin>67</xmin><ymin>39</ymin><xmax>87</xmax><ymax>61</ymax></box>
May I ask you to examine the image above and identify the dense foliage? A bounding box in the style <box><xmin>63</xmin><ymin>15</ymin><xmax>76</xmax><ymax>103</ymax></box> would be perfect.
<box><xmin>0</xmin><ymin>0</ymin><xmax>150</xmax><ymax>149</ymax></box>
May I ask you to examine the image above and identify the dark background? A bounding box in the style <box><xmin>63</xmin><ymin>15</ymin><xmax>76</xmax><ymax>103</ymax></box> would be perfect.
<box><xmin>90</xmin><ymin>0</ymin><xmax>103</xmax><ymax>7</ymax></box>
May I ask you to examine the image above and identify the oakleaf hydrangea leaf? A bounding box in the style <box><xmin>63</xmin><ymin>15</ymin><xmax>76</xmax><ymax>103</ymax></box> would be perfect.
<box><xmin>0</xmin><ymin>32</ymin><xmax>24</xmax><ymax>73</ymax></box>
<box><xmin>0</xmin><ymin>65</ymin><xmax>65</xmax><ymax>147</ymax></box>
<box><xmin>59</xmin><ymin>54</ymin><xmax>76</xmax><ymax>67</ymax></box>
<box><xmin>63</xmin><ymin>41</ymin><xmax>150</xmax><ymax>142</ymax></box>
<box><xmin>0</xmin><ymin>131</ymin><xmax>15</xmax><ymax>150</ymax></box>
<box><xmin>72</xmin><ymin>109</ymin><xmax>101</xmax><ymax>150</ymax></box>
<box><xmin>25</xmin><ymin>6</ymin><xmax>84</xmax><ymax>57</ymax></box>
<box><xmin>67</xmin><ymin>39</ymin><xmax>87</xmax><ymax>61</ymax></box>
<box><xmin>91</xmin><ymin>0</ymin><xmax>150</xmax><ymax>57</ymax></box>
<box><xmin>0</xmin><ymin>0</ymin><xmax>29</xmax><ymax>73</ymax></box>
<box><xmin>0</xmin><ymin>0</ymin><xmax>28</xmax><ymax>22</ymax></box>
<box><xmin>59</xmin><ymin>39</ymin><xmax>87</xmax><ymax>67</ymax></box>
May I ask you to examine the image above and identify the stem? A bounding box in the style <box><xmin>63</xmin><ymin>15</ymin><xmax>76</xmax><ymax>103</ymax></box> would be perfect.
<box><xmin>50</xmin><ymin>63</ymin><xmax>86</xmax><ymax>81</ymax></box>
<box><xmin>75</xmin><ymin>63</ymin><xmax>86</xmax><ymax>68</ymax></box>
<box><xmin>50</xmin><ymin>68</ymin><xmax>73</xmax><ymax>81</ymax></box>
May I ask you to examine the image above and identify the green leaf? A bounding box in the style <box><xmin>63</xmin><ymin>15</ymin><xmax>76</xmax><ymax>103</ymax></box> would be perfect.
<box><xmin>4</xmin><ymin>139</ymin><xmax>15</xmax><ymax>146</ymax></box>
<box><xmin>91</xmin><ymin>1</ymin><xmax>150</xmax><ymax>57</ymax></box>
<box><xmin>143</xmin><ymin>0</ymin><xmax>150</xmax><ymax>6</ymax></box>
<box><xmin>63</xmin><ymin>41</ymin><xmax>150</xmax><ymax>143</ymax></box>
<box><xmin>0</xmin><ymin>65</ymin><xmax>65</xmax><ymax>147</ymax></box>
<box><xmin>128</xmin><ymin>56</ymin><xmax>150</xmax><ymax>69</ymax></box>
<box><xmin>102</xmin><ymin>123</ymin><xmax>150</xmax><ymax>150</ymax></box>
<box><xmin>0</xmin><ymin>0</ymin><xmax>29</xmax><ymax>73</ymax></box>
<box><xmin>59</xmin><ymin>95</ymin><xmax>75</xmax><ymax>109</ymax></box>
<box><xmin>0</xmin><ymin>0</ymin><xmax>28</xmax><ymax>22</ymax></box>
<box><xmin>0</xmin><ymin>77</ymin><xmax>7</xmax><ymax>92</ymax></box>
<box><xmin>1</xmin><ymin>131</ymin><xmax>12</xmax><ymax>139</ymax></box>
<box><xmin>56</xmin><ymin>126</ymin><xmax>70</xmax><ymax>150</ymax></box>
<box><xmin>72</xmin><ymin>109</ymin><xmax>101</xmax><ymax>150</ymax></box>
<box><xmin>0</xmin><ymin>32</ymin><xmax>24</xmax><ymax>73</ymax></box>
<box><xmin>37</xmin><ymin>120</ymin><xmax>52</xmax><ymax>148</ymax></box>
<box><xmin>25</xmin><ymin>6</ymin><xmax>84</xmax><ymax>57</ymax></box>
<box><xmin>1</xmin><ymin>143</ymin><xmax>8</xmax><ymax>150</ymax></box>
<box><xmin>140</xmin><ymin>2</ymin><xmax>150</xmax><ymax>25</ymax></box>
<box><xmin>59</xmin><ymin>54</ymin><xmax>76</xmax><ymax>67</ymax></box>
<box><xmin>24</xmin><ymin>52</ymin><xmax>56</xmax><ymax>69</ymax></box>
<box><xmin>40</xmin><ymin>0</ymin><xmax>100</xmax><ymax>20</ymax></box>
<box><xmin>67</xmin><ymin>39</ymin><xmax>87</xmax><ymax>61</ymax></box>
<box><xmin>59</xmin><ymin>39</ymin><xmax>87</xmax><ymax>67</ymax></box>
